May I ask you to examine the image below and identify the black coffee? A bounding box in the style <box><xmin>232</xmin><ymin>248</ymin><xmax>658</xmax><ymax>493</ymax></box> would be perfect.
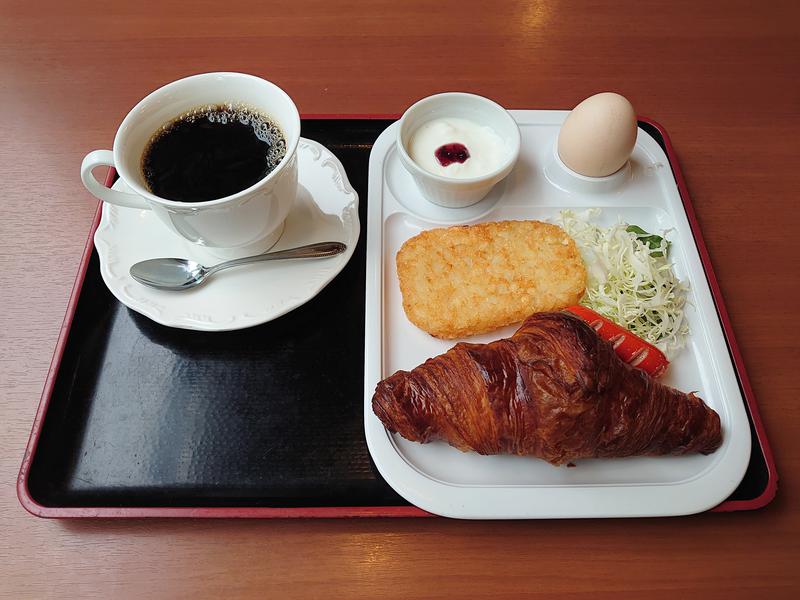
<box><xmin>141</xmin><ymin>105</ymin><xmax>286</xmax><ymax>203</ymax></box>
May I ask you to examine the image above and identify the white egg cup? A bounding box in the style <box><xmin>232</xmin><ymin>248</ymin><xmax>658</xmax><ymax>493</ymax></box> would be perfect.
<box><xmin>396</xmin><ymin>92</ymin><xmax>521</xmax><ymax>208</ymax></box>
<box><xmin>543</xmin><ymin>140</ymin><xmax>630</xmax><ymax>194</ymax></box>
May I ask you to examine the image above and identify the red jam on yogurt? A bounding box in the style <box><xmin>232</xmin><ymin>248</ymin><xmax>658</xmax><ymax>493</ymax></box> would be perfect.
<box><xmin>435</xmin><ymin>143</ymin><xmax>470</xmax><ymax>166</ymax></box>
<box><xmin>409</xmin><ymin>117</ymin><xmax>507</xmax><ymax>179</ymax></box>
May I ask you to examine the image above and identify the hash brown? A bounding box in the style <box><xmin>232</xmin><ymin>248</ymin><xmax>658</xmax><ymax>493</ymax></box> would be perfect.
<box><xmin>396</xmin><ymin>220</ymin><xmax>586</xmax><ymax>338</ymax></box>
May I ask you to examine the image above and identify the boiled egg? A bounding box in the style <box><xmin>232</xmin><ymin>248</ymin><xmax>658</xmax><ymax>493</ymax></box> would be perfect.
<box><xmin>557</xmin><ymin>92</ymin><xmax>637</xmax><ymax>177</ymax></box>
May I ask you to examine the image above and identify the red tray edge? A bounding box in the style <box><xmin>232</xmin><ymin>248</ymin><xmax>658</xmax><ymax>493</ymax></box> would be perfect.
<box><xmin>17</xmin><ymin>114</ymin><xmax>776</xmax><ymax>519</ymax></box>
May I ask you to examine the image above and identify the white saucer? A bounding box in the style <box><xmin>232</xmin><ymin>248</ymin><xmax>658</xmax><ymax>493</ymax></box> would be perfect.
<box><xmin>94</xmin><ymin>138</ymin><xmax>360</xmax><ymax>331</ymax></box>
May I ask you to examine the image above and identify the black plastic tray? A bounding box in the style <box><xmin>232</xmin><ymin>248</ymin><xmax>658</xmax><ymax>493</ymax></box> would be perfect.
<box><xmin>18</xmin><ymin>118</ymin><xmax>774</xmax><ymax>517</ymax></box>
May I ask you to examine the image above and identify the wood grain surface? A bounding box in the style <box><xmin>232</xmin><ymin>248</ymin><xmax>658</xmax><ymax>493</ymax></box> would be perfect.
<box><xmin>1</xmin><ymin>0</ymin><xmax>798</xmax><ymax>597</ymax></box>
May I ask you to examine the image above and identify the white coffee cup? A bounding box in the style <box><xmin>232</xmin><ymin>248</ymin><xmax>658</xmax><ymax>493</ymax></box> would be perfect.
<box><xmin>80</xmin><ymin>72</ymin><xmax>300</xmax><ymax>255</ymax></box>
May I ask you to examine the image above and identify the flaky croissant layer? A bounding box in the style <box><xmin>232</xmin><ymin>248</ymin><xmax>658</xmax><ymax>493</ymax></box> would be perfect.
<box><xmin>372</xmin><ymin>312</ymin><xmax>722</xmax><ymax>465</ymax></box>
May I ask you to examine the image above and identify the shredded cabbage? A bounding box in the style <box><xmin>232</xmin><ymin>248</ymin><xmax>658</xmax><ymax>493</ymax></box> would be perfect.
<box><xmin>557</xmin><ymin>209</ymin><xmax>689</xmax><ymax>359</ymax></box>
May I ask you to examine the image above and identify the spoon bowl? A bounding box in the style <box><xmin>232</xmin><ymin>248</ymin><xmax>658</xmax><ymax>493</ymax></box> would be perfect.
<box><xmin>131</xmin><ymin>258</ymin><xmax>207</xmax><ymax>290</ymax></box>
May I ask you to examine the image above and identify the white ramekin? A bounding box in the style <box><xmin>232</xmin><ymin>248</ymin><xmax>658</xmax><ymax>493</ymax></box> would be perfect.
<box><xmin>396</xmin><ymin>92</ymin><xmax>521</xmax><ymax>208</ymax></box>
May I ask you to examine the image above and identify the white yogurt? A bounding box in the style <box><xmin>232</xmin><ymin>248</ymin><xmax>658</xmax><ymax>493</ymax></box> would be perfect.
<box><xmin>408</xmin><ymin>117</ymin><xmax>508</xmax><ymax>179</ymax></box>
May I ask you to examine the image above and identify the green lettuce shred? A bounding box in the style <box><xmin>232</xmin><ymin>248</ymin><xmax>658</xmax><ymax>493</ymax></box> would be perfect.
<box><xmin>557</xmin><ymin>209</ymin><xmax>689</xmax><ymax>359</ymax></box>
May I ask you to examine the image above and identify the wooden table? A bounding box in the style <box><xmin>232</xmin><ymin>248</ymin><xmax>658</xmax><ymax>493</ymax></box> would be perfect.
<box><xmin>1</xmin><ymin>0</ymin><xmax>798</xmax><ymax>597</ymax></box>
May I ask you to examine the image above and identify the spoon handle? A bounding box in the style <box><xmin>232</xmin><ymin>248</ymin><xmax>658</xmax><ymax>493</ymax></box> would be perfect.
<box><xmin>204</xmin><ymin>242</ymin><xmax>347</xmax><ymax>276</ymax></box>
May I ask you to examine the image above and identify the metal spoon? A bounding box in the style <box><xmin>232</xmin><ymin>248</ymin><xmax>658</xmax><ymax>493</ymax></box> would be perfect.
<box><xmin>129</xmin><ymin>241</ymin><xmax>347</xmax><ymax>291</ymax></box>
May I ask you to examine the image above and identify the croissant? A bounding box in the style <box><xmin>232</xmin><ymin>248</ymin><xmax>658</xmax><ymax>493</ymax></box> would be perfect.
<box><xmin>372</xmin><ymin>312</ymin><xmax>722</xmax><ymax>465</ymax></box>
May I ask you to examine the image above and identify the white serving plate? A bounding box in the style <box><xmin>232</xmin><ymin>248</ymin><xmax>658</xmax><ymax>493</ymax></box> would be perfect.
<box><xmin>363</xmin><ymin>111</ymin><xmax>751</xmax><ymax>519</ymax></box>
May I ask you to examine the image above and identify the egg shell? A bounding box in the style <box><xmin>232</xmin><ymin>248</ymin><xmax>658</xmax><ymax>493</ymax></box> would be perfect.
<box><xmin>557</xmin><ymin>92</ymin><xmax>638</xmax><ymax>178</ymax></box>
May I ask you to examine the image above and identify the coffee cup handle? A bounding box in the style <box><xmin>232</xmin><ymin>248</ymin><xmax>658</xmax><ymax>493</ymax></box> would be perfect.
<box><xmin>80</xmin><ymin>150</ymin><xmax>150</xmax><ymax>210</ymax></box>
